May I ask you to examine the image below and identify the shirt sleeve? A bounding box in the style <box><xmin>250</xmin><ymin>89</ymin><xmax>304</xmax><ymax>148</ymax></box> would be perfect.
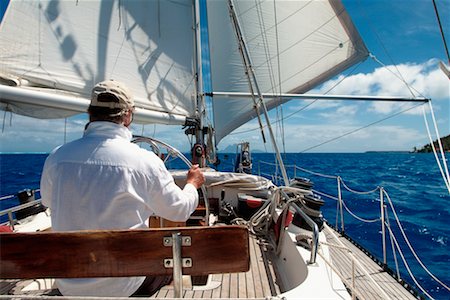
<box><xmin>40</xmin><ymin>156</ymin><xmax>53</xmax><ymax>209</ymax></box>
<box><xmin>145</xmin><ymin>158</ymin><xmax>199</xmax><ymax>222</ymax></box>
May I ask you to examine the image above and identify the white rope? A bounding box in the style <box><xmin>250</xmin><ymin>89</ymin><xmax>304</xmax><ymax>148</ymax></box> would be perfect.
<box><xmin>385</xmin><ymin>221</ymin><xmax>435</xmax><ymax>299</ymax></box>
<box><xmin>385</xmin><ymin>209</ymin><xmax>401</xmax><ymax>279</ymax></box>
<box><xmin>323</xmin><ymin>224</ymin><xmax>392</xmax><ymax>300</ymax></box>
<box><xmin>294</xmin><ymin>165</ymin><xmax>338</xmax><ymax>179</ymax></box>
<box><xmin>339</xmin><ymin>177</ymin><xmax>380</xmax><ymax>195</ymax></box>
<box><xmin>314</xmin><ymin>189</ymin><xmax>379</xmax><ymax>223</ymax></box>
<box><xmin>370</xmin><ymin>54</ymin><xmax>422</xmax><ymax>98</ymax></box>
<box><xmin>312</xmin><ymin>189</ymin><xmax>339</xmax><ymax>201</ymax></box>
<box><xmin>319</xmin><ymin>240</ymin><xmax>352</xmax><ymax>252</ymax></box>
<box><xmin>341</xmin><ymin>197</ymin><xmax>380</xmax><ymax>223</ymax></box>
<box><xmin>231</xmin><ymin>194</ymin><xmax>274</xmax><ymax>237</ymax></box>
<box><xmin>248</xmin><ymin>199</ymin><xmax>274</xmax><ymax>236</ymax></box>
<box><xmin>0</xmin><ymin>194</ymin><xmax>15</xmax><ymax>201</ymax></box>
<box><xmin>384</xmin><ymin>190</ymin><xmax>450</xmax><ymax>291</ymax></box>
<box><xmin>0</xmin><ymin>189</ymin><xmax>41</xmax><ymax>201</ymax></box>
<box><xmin>259</xmin><ymin>160</ymin><xmax>278</xmax><ymax>167</ymax></box>
<box><xmin>312</xmin><ymin>180</ymin><xmax>380</xmax><ymax>223</ymax></box>
<box><xmin>423</xmin><ymin>103</ymin><xmax>450</xmax><ymax>193</ymax></box>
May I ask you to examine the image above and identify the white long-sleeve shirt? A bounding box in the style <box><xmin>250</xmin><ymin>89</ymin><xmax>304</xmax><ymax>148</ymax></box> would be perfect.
<box><xmin>40</xmin><ymin>121</ymin><xmax>198</xmax><ymax>297</ymax></box>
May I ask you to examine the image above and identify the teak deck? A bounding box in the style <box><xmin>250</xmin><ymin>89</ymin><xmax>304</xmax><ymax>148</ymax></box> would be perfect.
<box><xmin>151</xmin><ymin>234</ymin><xmax>279</xmax><ymax>299</ymax></box>
<box><xmin>324</xmin><ymin>226</ymin><xmax>419</xmax><ymax>300</ymax></box>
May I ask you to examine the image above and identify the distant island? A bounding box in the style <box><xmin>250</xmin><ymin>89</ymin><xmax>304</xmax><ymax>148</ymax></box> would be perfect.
<box><xmin>219</xmin><ymin>144</ymin><xmax>264</xmax><ymax>153</ymax></box>
<box><xmin>413</xmin><ymin>134</ymin><xmax>450</xmax><ymax>153</ymax></box>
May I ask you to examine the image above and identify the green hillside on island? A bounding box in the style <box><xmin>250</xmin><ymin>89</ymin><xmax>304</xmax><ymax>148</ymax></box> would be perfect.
<box><xmin>414</xmin><ymin>134</ymin><xmax>450</xmax><ymax>153</ymax></box>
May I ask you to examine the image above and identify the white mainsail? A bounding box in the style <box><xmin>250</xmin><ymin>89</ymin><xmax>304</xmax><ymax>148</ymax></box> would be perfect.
<box><xmin>0</xmin><ymin>0</ymin><xmax>196</xmax><ymax>124</ymax></box>
<box><xmin>207</xmin><ymin>0</ymin><xmax>369</xmax><ymax>143</ymax></box>
<box><xmin>0</xmin><ymin>0</ymin><xmax>369</xmax><ymax>141</ymax></box>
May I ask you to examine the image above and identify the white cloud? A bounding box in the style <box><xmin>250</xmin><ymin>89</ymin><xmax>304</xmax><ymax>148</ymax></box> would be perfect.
<box><xmin>319</xmin><ymin>60</ymin><xmax>447</xmax><ymax>96</ymax></box>
<box><xmin>0</xmin><ymin>114</ymin><xmax>194</xmax><ymax>153</ymax></box>
<box><xmin>311</xmin><ymin>59</ymin><xmax>449</xmax><ymax>117</ymax></box>
<box><xmin>1</xmin><ymin>59</ymin><xmax>448</xmax><ymax>154</ymax></box>
<box><xmin>218</xmin><ymin>111</ymin><xmax>429</xmax><ymax>153</ymax></box>
<box><xmin>318</xmin><ymin>105</ymin><xmax>359</xmax><ymax>122</ymax></box>
<box><xmin>0</xmin><ymin>114</ymin><xmax>86</xmax><ymax>153</ymax></box>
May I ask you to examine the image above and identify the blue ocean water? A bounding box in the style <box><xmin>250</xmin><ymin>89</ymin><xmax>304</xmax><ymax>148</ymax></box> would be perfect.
<box><xmin>1</xmin><ymin>152</ymin><xmax>449</xmax><ymax>299</ymax></box>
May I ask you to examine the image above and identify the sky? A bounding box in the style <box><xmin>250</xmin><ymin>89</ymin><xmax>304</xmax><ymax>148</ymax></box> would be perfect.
<box><xmin>0</xmin><ymin>0</ymin><xmax>449</xmax><ymax>154</ymax></box>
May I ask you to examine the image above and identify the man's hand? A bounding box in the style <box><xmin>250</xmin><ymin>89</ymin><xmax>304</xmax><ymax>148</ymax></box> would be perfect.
<box><xmin>186</xmin><ymin>164</ymin><xmax>205</xmax><ymax>189</ymax></box>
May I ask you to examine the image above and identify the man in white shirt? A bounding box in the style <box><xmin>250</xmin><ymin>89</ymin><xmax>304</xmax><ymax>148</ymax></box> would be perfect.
<box><xmin>40</xmin><ymin>79</ymin><xmax>204</xmax><ymax>297</ymax></box>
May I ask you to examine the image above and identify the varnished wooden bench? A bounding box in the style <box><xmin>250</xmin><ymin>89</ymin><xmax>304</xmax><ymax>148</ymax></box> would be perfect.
<box><xmin>0</xmin><ymin>225</ymin><xmax>250</xmax><ymax>297</ymax></box>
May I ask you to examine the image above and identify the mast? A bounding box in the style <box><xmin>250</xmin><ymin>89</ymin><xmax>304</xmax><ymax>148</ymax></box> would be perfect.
<box><xmin>192</xmin><ymin>0</ymin><xmax>206</xmax><ymax>166</ymax></box>
<box><xmin>227</xmin><ymin>0</ymin><xmax>289</xmax><ymax>185</ymax></box>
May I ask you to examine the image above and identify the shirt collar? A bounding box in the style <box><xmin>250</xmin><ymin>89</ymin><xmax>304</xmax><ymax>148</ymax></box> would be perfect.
<box><xmin>84</xmin><ymin>121</ymin><xmax>132</xmax><ymax>141</ymax></box>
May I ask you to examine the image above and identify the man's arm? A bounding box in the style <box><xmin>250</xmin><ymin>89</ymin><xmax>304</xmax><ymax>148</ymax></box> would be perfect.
<box><xmin>146</xmin><ymin>162</ymin><xmax>205</xmax><ymax>222</ymax></box>
<box><xmin>186</xmin><ymin>164</ymin><xmax>205</xmax><ymax>189</ymax></box>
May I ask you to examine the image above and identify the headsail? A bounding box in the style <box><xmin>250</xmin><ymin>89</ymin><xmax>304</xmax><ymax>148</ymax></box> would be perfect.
<box><xmin>0</xmin><ymin>0</ymin><xmax>196</xmax><ymax>125</ymax></box>
<box><xmin>207</xmin><ymin>0</ymin><xmax>369</xmax><ymax>143</ymax></box>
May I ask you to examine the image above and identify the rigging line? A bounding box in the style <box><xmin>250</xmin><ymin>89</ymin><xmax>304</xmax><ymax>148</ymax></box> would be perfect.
<box><xmin>321</xmin><ymin>224</ymin><xmax>392</xmax><ymax>300</ymax></box>
<box><xmin>231</xmin><ymin>4</ymin><xmax>343</xmax><ymax>86</ymax></box>
<box><xmin>63</xmin><ymin>118</ymin><xmax>67</xmax><ymax>144</ymax></box>
<box><xmin>239</xmin><ymin>1</ymin><xmax>312</xmax><ymax>46</ymax></box>
<box><xmin>228</xmin><ymin>0</ymin><xmax>267</xmax><ymax>144</ymax></box>
<box><xmin>428</xmin><ymin>102</ymin><xmax>450</xmax><ymax>186</ymax></box>
<box><xmin>313</xmin><ymin>189</ymin><xmax>339</xmax><ymax>202</ymax></box>
<box><xmin>266</xmin><ymin>41</ymin><xmax>353</xmax><ymax>91</ymax></box>
<box><xmin>422</xmin><ymin>104</ymin><xmax>450</xmax><ymax>192</ymax></box>
<box><xmin>2</xmin><ymin>109</ymin><xmax>6</xmax><ymax>133</ymax></box>
<box><xmin>272</xmin><ymin>0</ymin><xmax>286</xmax><ymax>155</ymax></box>
<box><xmin>341</xmin><ymin>197</ymin><xmax>379</xmax><ymax>223</ymax></box>
<box><xmin>0</xmin><ymin>194</ymin><xmax>15</xmax><ymax>201</ymax></box>
<box><xmin>369</xmin><ymin>54</ymin><xmax>427</xmax><ymax>99</ymax></box>
<box><xmin>230</xmin><ymin>0</ymin><xmax>289</xmax><ymax>187</ymax></box>
<box><xmin>254</xmin><ymin>0</ymin><xmax>277</xmax><ymax>93</ymax></box>
<box><xmin>432</xmin><ymin>0</ymin><xmax>450</xmax><ymax>65</ymax></box>
<box><xmin>384</xmin><ymin>208</ymin><xmax>401</xmax><ymax>280</ymax></box>
<box><xmin>294</xmin><ymin>165</ymin><xmax>338</xmax><ymax>179</ymax></box>
<box><xmin>385</xmin><ymin>223</ymin><xmax>435</xmax><ymax>300</ymax></box>
<box><xmin>339</xmin><ymin>177</ymin><xmax>380</xmax><ymax>195</ymax></box>
<box><xmin>300</xmin><ymin>102</ymin><xmax>425</xmax><ymax>153</ymax></box>
<box><xmin>355</xmin><ymin>0</ymin><xmax>416</xmax><ymax>97</ymax></box>
<box><xmin>254</xmin><ymin>0</ymin><xmax>281</xmax><ymax>144</ymax></box>
<box><xmin>228</xmin><ymin>60</ymin><xmax>364</xmax><ymax>136</ymax></box>
<box><xmin>281</xmin><ymin>60</ymin><xmax>364</xmax><ymax>120</ymax></box>
<box><xmin>27</xmin><ymin>1</ymin><xmax>61</xmax><ymax>88</ymax></box>
<box><xmin>384</xmin><ymin>190</ymin><xmax>450</xmax><ymax>292</ymax></box>
<box><xmin>110</xmin><ymin>12</ymin><xmax>127</xmax><ymax>75</ymax></box>
<box><xmin>252</xmin><ymin>0</ymin><xmax>286</xmax><ymax>153</ymax></box>
<box><xmin>117</xmin><ymin>0</ymin><xmax>122</xmax><ymax>30</ymax></box>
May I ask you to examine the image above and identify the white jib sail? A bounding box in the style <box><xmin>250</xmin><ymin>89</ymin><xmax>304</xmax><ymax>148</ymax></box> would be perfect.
<box><xmin>207</xmin><ymin>0</ymin><xmax>369</xmax><ymax>143</ymax></box>
<box><xmin>0</xmin><ymin>0</ymin><xmax>196</xmax><ymax>124</ymax></box>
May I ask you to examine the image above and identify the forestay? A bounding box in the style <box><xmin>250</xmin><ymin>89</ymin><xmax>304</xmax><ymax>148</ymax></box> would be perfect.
<box><xmin>207</xmin><ymin>0</ymin><xmax>369</xmax><ymax>143</ymax></box>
